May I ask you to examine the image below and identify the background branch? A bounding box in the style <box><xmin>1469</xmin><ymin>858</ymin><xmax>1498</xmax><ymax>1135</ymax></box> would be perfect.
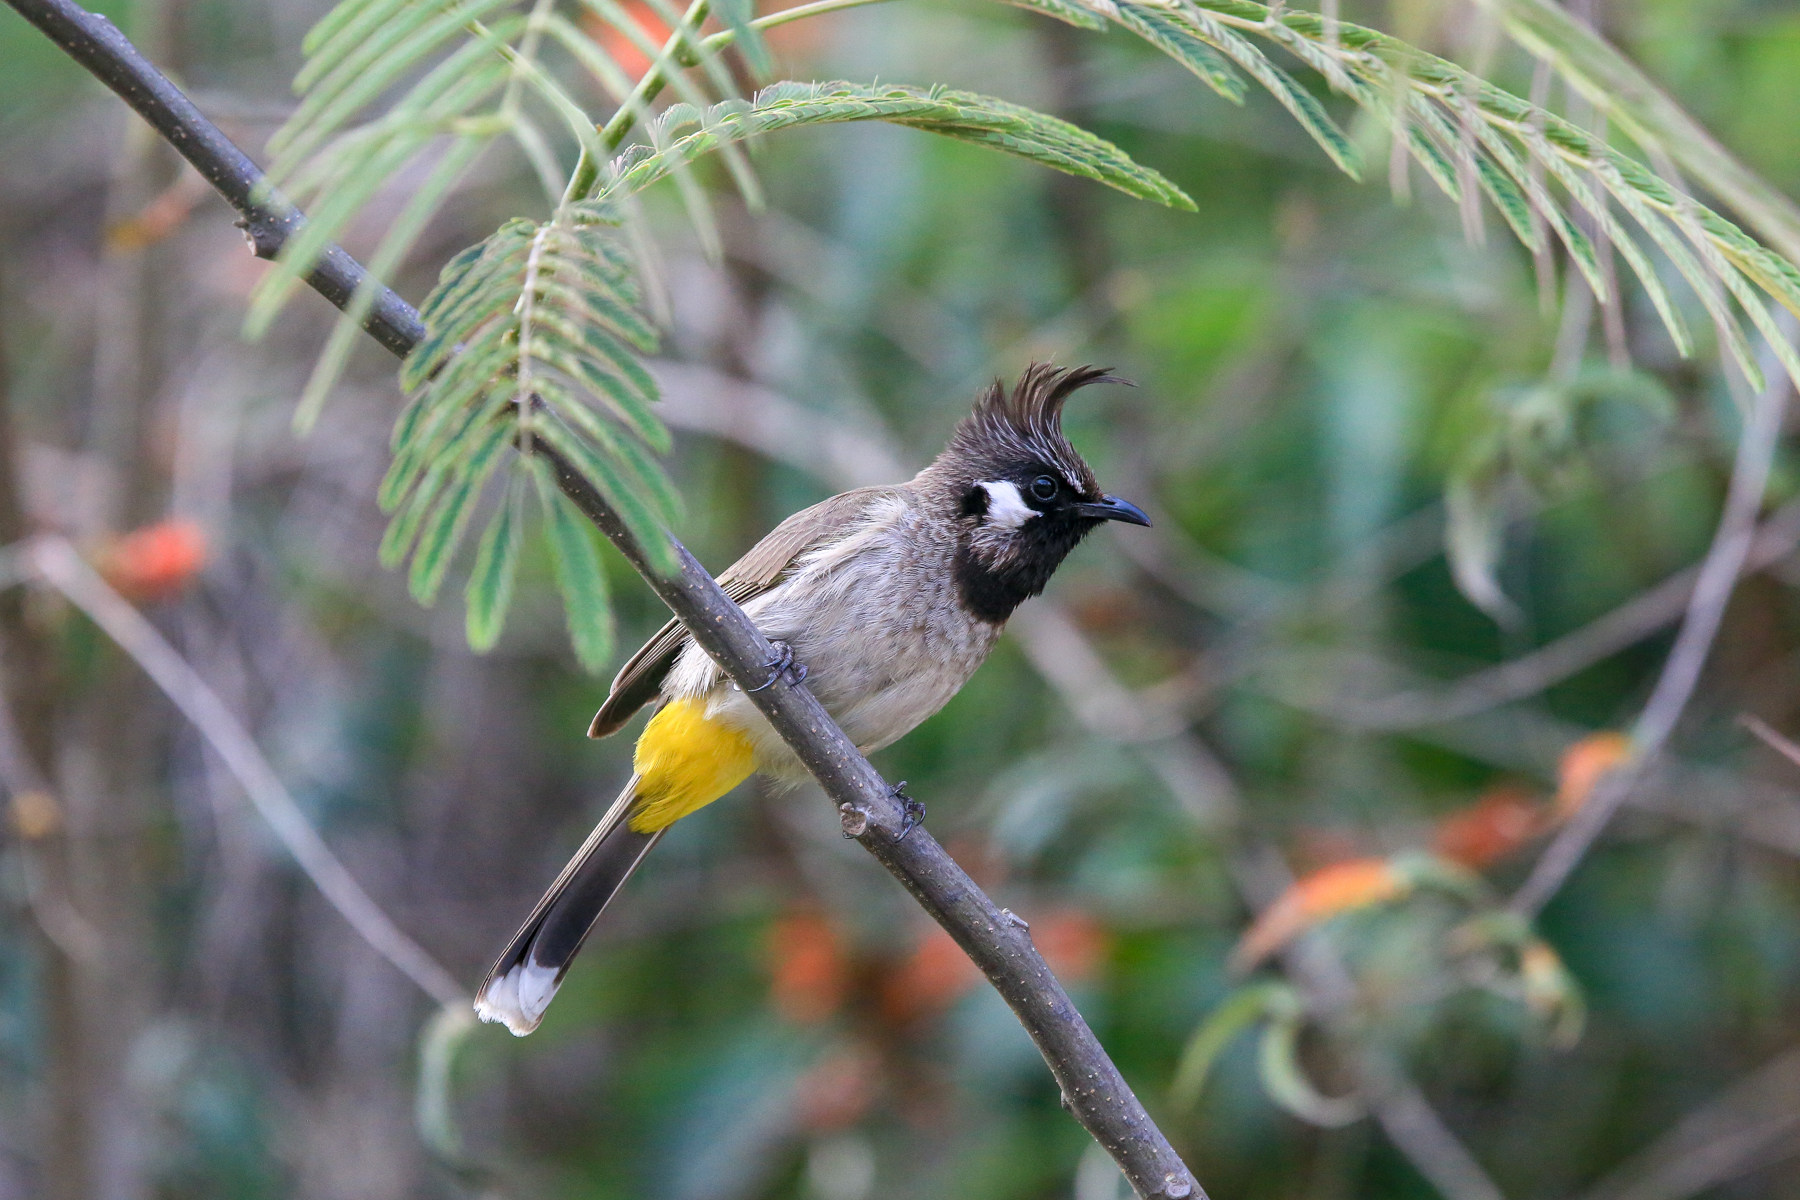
<box><xmin>1512</xmin><ymin>340</ymin><xmax>1793</xmax><ymax>917</ymax></box>
<box><xmin>30</xmin><ymin>536</ymin><xmax>468</xmax><ymax>1007</ymax></box>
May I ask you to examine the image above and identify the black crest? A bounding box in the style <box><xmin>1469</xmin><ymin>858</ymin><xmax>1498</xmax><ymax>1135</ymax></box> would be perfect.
<box><xmin>930</xmin><ymin>363</ymin><xmax>1136</xmax><ymax>624</ymax></box>
<box><xmin>943</xmin><ymin>363</ymin><xmax>1127</xmax><ymax>499</ymax></box>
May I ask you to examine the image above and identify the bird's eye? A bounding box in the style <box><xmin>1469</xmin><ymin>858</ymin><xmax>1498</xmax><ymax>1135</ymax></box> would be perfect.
<box><xmin>1030</xmin><ymin>475</ymin><xmax>1058</xmax><ymax>501</ymax></box>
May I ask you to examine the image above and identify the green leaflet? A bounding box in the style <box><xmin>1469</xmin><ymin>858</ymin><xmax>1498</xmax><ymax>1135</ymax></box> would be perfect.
<box><xmin>1164</xmin><ymin>5</ymin><xmax>1361</xmax><ymax>179</ymax></box>
<box><xmin>532</xmin><ymin>458</ymin><xmax>617</xmax><ymax>674</ymax></box>
<box><xmin>530</xmin><ymin>415</ymin><xmax>679</xmax><ymax>574</ymax></box>
<box><xmin>465</xmin><ymin>471</ymin><xmax>524</xmax><ymax>651</ymax></box>
<box><xmin>711</xmin><ymin>0</ymin><xmax>774</xmax><ymax>78</ymax></box>
<box><xmin>408</xmin><ymin>418</ymin><xmax>514</xmax><ymax>604</ymax></box>
<box><xmin>604</xmin><ymin>81</ymin><xmax>1196</xmax><ymax>211</ymax></box>
<box><xmin>294</xmin><ymin>135</ymin><xmax>487</xmax><ymax>432</ymax></box>
<box><xmin>997</xmin><ymin>0</ymin><xmax>1108</xmax><ymax>31</ymax></box>
<box><xmin>1111</xmin><ymin>3</ymin><xmax>1245</xmax><ymax>104</ymax></box>
<box><xmin>1169</xmin><ymin>982</ymin><xmax>1295</xmax><ymax>1111</ymax></box>
<box><xmin>385</xmin><ymin>203</ymin><xmax>675</xmax><ymax>655</ymax></box>
<box><xmin>1257</xmin><ymin>1009</ymin><xmax>1364</xmax><ymax>1127</ymax></box>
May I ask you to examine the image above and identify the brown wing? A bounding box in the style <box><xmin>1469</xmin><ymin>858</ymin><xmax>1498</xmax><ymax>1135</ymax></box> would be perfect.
<box><xmin>587</xmin><ymin>487</ymin><xmax>904</xmax><ymax>739</ymax></box>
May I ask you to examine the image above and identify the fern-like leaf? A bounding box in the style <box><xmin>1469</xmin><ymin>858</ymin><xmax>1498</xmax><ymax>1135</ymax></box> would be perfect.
<box><xmin>604</xmin><ymin>81</ymin><xmax>1196</xmax><ymax>210</ymax></box>
<box><xmin>1073</xmin><ymin>0</ymin><xmax>1800</xmax><ymax>393</ymax></box>
<box><xmin>383</xmin><ymin>199</ymin><xmax>678</xmax><ymax>665</ymax></box>
<box><xmin>249</xmin><ymin>0</ymin><xmax>754</xmax><ymax>420</ymax></box>
<box><xmin>532</xmin><ymin>456</ymin><xmax>617</xmax><ymax>672</ymax></box>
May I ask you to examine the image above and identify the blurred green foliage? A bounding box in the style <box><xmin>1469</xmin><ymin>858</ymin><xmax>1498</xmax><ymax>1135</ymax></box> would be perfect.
<box><xmin>6</xmin><ymin>0</ymin><xmax>1800</xmax><ymax>1198</ymax></box>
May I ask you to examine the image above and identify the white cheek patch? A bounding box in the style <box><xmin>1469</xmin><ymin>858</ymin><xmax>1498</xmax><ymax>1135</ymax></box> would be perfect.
<box><xmin>978</xmin><ymin>480</ymin><xmax>1039</xmax><ymax>529</ymax></box>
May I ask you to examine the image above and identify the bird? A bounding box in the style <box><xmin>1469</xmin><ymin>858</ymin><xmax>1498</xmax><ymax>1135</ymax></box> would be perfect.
<box><xmin>475</xmin><ymin>363</ymin><xmax>1152</xmax><ymax>1035</ymax></box>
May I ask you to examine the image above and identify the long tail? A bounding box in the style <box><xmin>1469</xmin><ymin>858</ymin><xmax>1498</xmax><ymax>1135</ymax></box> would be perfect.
<box><xmin>475</xmin><ymin>776</ymin><xmax>662</xmax><ymax>1035</ymax></box>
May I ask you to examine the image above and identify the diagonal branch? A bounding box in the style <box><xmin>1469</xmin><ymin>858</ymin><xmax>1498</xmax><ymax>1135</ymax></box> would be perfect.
<box><xmin>1510</xmin><ymin>341</ymin><xmax>1793</xmax><ymax>918</ymax></box>
<box><xmin>1302</xmin><ymin>498</ymin><xmax>1800</xmax><ymax>732</ymax></box>
<box><xmin>30</xmin><ymin>536</ymin><xmax>469</xmax><ymax>1007</ymax></box>
<box><xmin>5</xmin><ymin>4</ymin><xmax>1204</xmax><ymax>1196</ymax></box>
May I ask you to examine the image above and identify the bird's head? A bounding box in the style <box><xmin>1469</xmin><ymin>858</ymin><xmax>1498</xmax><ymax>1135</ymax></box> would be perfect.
<box><xmin>923</xmin><ymin>363</ymin><xmax>1150</xmax><ymax>623</ymax></box>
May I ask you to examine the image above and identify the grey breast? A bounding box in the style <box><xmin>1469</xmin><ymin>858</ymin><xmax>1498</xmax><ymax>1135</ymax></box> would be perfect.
<box><xmin>697</xmin><ymin>493</ymin><xmax>1002</xmax><ymax>777</ymax></box>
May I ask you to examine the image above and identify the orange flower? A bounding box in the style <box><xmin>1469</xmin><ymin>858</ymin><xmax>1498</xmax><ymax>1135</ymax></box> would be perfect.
<box><xmin>1555</xmin><ymin>732</ymin><xmax>1632</xmax><ymax>821</ymax></box>
<box><xmin>578</xmin><ymin>4</ymin><xmax>671</xmax><ymax>80</ymax></box>
<box><xmin>1229</xmin><ymin>858</ymin><xmax>1408</xmax><ymax>974</ymax></box>
<box><xmin>1433</xmin><ymin>786</ymin><xmax>1549</xmax><ymax>869</ymax></box>
<box><xmin>98</xmin><ymin>519</ymin><xmax>207</xmax><ymax>601</ymax></box>
<box><xmin>879</xmin><ymin>927</ymin><xmax>980</xmax><ymax>1025</ymax></box>
<box><xmin>1034</xmin><ymin>909</ymin><xmax>1108</xmax><ymax>983</ymax></box>
<box><xmin>769</xmin><ymin>910</ymin><xmax>847</xmax><ymax>1024</ymax></box>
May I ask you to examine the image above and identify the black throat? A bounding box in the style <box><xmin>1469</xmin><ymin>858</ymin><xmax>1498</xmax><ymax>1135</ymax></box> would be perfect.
<box><xmin>952</xmin><ymin>517</ymin><xmax>1097</xmax><ymax>624</ymax></box>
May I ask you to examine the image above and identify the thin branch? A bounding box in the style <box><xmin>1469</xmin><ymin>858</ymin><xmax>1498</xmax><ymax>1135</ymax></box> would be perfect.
<box><xmin>1329</xmin><ymin>498</ymin><xmax>1800</xmax><ymax>731</ymax></box>
<box><xmin>1739</xmin><ymin>713</ymin><xmax>1800</xmax><ymax>771</ymax></box>
<box><xmin>1511</xmin><ymin>336</ymin><xmax>1793</xmax><ymax>917</ymax></box>
<box><xmin>596</xmin><ymin>0</ymin><xmax>711</xmax><ymax>152</ymax></box>
<box><xmin>1580</xmin><ymin>1046</ymin><xmax>1800</xmax><ymax>1200</ymax></box>
<box><xmin>17</xmin><ymin>11</ymin><xmax>1204</xmax><ymax>1197</ymax></box>
<box><xmin>31</xmin><ymin>537</ymin><xmax>467</xmax><ymax>1007</ymax></box>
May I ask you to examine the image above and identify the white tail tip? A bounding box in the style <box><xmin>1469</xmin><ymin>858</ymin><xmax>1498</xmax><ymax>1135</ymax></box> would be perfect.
<box><xmin>474</xmin><ymin>960</ymin><xmax>561</xmax><ymax>1036</ymax></box>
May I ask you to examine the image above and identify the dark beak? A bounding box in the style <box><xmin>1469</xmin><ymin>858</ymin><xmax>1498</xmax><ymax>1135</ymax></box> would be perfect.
<box><xmin>1073</xmin><ymin>495</ymin><xmax>1153</xmax><ymax>527</ymax></box>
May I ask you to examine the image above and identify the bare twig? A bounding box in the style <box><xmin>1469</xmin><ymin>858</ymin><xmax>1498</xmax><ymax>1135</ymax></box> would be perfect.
<box><xmin>1580</xmin><ymin>1046</ymin><xmax>1800</xmax><ymax>1200</ymax></box>
<box><xmin>1324</xmin><ymin>498</ymin><xmax>1800</xmax><ymax>731</ymax></box>
<box><xmin>1511</xmin><ymin>336</ymin><xmax>1793</xmax><ymax>917</ymax></box>
<box><xmin>1739</xmin><ymin>713</ymin><xmax>1800</xmax><ymax>770</ymax></box>
<box><xmin>31</xmin><ymin>536</ymin><xmax>467</xmax><ymax>1007</ymax></box>
<box><xmin>16</xmin><ymin>10</ymin><xmax>1204</xmax><ymax>1196</ymax></box>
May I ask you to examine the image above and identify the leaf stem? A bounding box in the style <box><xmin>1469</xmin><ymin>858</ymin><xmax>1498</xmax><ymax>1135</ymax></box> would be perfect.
<box><xmin>586</xmin><ymin>0</ymin><xmax>905</xmax><ymax>180</ymax></box>
<box><xmin>597</xmin><ymin>0</ymin><xmax>712</xmax><ymax>153</ymax></box>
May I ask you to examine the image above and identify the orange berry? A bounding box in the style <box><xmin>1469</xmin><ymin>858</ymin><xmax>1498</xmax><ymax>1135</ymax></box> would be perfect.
<box><xmin>99</xmin><ymin>519</ymin><xmax>207</xmax><ymax>601</ymax></box>
<box><xmin>1034</xmin><ymin>909</ymin><xmax>1108</xmax><ymax>983</ymax></box>
<box><xmin>880</xmin><ymin>927</ymin><xmax>979</xmax><ymax>1024</ymax></box>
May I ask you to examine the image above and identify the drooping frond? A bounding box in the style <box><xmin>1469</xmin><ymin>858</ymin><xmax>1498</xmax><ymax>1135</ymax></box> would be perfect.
<box><xmin>1068</xmin><ymin>0</ymin><xmax>1800</xmax><ymax>395</ymax></box>
<box><xmin>601</xmin><ymin>81</ymin><xmax>1196</xmax><ymax>210</ymax></box>
<box><xmin>1471</xmin><ymin>0</ymin><xmax>1800</xmax><ymax>269</ymax></box>
<box><xmin>249</xmin><ymin>0</ymin><xmax>756</xmax><ymax>426</ymax></box>
<box><xmin>382</xmin><ymin>200</ymin><xmax>676</xmax><ymax>668</ymax></box>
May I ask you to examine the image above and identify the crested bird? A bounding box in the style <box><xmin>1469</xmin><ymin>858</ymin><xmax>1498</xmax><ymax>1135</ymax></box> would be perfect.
<box><xmin>476</xmin><ymin>363</ymin><xmax>1152</xmax><ymax>1034</ymax></box>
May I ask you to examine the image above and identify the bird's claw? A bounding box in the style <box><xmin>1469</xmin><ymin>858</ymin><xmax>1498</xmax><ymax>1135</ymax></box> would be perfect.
<box><xmin>892</xmin><ymin>781</ymin><xmax>925</xmax><ymax>840</ymax></box>
<box><xmin>748</xmin><ymin>639</ymin><xmax>807</xmax><ymax>692</ymax></box>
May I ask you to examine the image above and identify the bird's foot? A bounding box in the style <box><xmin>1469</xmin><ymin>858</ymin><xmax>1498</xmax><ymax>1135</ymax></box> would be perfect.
<box><xmin>891</xmin><ymin>781</ymin><xmax>925</xmax><ymax>841</ymax></box>
<box><xmin>748</xmin><ymin>640</ymin><xmax>808</xmax><ymax>693</ymax></box>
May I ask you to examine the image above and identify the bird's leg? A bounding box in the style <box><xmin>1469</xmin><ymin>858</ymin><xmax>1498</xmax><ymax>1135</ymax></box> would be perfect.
<box><xmin>891</xmin><ymin>781</ymin><xmax>926</xmax><ymax>840</ymax></box>
<box><xmin>748</xmin><ymin>639</ymin><xmax>808</xmax><ymax>692</ymax></box>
